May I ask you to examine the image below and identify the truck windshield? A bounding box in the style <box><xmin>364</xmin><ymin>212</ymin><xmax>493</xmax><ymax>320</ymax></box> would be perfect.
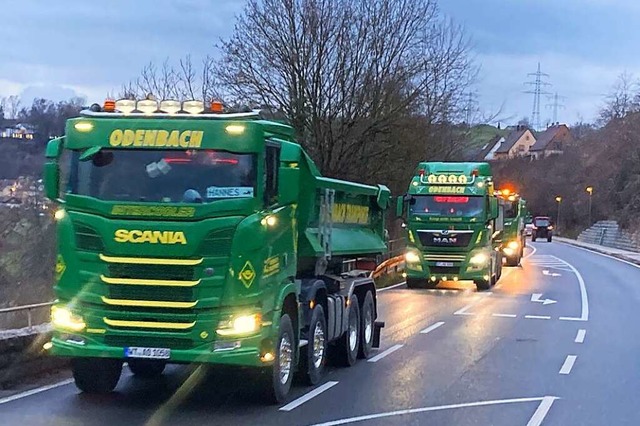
<box><xmin>410</xmin><ymin>195</ymin><xmax>485</xmax><ymax>218</ymax></box>
<box><xmin>534</xmin><ymin>218</ymin><xmax>550</xmax><ymax>227</ymax></box>
<box><xmin>68</xmin><ymin>149</ymin><xmax>256</xmax><ymax>203</ymax></box>
<box><xmin>504</xmin><ymin>201</ymin><xmax>519</xmax><ymax>218</ymax></box>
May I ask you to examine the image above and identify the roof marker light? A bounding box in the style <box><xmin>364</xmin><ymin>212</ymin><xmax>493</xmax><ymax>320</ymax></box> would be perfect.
<box><xmin>160</xmin><ymin>100</ymin><xmax>181</xmax><ymax>114</ymax></box>
<box><xmin>115</xmin><ymin>99</ymin><xmax>136</xmax><ymax>114</ymax></box>
<box><xmin>210</xmin><ymin>100</ymin><xmax>224</xmax><ymax>113</ymax></box>
<box><xmin>137</xmin><ymin>99</ymin><xmax>158</xmax><ymax>114</ymax></box>
<box><xmin>225</xmin><ymin>124</ymin><xmax>245</xmax><ymax>135</ymax></box>
<box><xmin>103</xmin><ymin>99</ymin><xmax>116</xmax><ymax>112</ymax></box>
<box><xmin>183</xmin><ymin>100</ymin><xmax>205</xmax><ymax>115</ymax></box>
<box><xmin>74</xmin><ymin>121</ymin><xmax>94</xmax><ymax>132</ymax></box>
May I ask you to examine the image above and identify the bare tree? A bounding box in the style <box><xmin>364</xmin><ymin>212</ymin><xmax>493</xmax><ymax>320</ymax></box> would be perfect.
<box><xmin>215</xmin><ymin>0</ymin><xmax>476</xmax><ymax>181</ymax></box>
<box><xmin>0</xmin><ymin>95</ymin><xmax>22</xmax><ymax>120</ymax></box>
<box><xmin>599</xmin><ymin>72</ymin><xmax>639</xmax><ymax>125</ymax></box>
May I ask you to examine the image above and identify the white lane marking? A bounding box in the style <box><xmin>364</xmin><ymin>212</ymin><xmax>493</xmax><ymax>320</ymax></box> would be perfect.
<box><xmin>279</xmin><ymin>381</ymin><xmax>339</xmax><ymax>411</ymax></box>
<box><xmin>454</xmin><ymin>293</ymin><xmax>491</xmax><ymax>316</ymax></box>
<box><xmin>309</xmin><ymin>396</ymin><xmax>560</xmax><ymax>426</ymax></box>
<box><xmin>420</xmin><ymin>321</ymin><xmax>445</xmax><ymax>334</ymax></box>
<box><xmin>492</xmin><ymin>313</ymin><xmax>517</xmax><ymax>318</ymax></box>
<box><xmin>559</xmin><ymin>259</ymin><xmax>589</xmax><ymax>322</ymax></box>
<box><xmin>575</xmin><ymin>329</ymin><xmax>586</xmax><ymax>343</ymax></box>
<box><xmin>378</xmin><ymin>281</ymin><xmax>406</xmax><ymax>292</ymax></box>
<box><xmin>525</xmin><ymin>315</ymin><xmax>551</xmax><ymax>320</ymax></box>
<box><xmin>558</xmin><ymin>241</ymin><xmax>640</xmax><ymax>269</ymax></box>
<box><xmin>0</xmin><ymin>378</ymin><xmax>74</xmax><ymax>405</ymax></box>
<box><xmin>526</xmin><ymin>396</ymin><xmax>557</xmax><ymax>426</ymax></box>
<box><xmin>559</xmin><ymin>355</ymin><xmax>577</xmax><ymax>375</ymax></box>
<box><xmin>531</xmin><ymin>293</ymin><xmax>557</xmax><ymax>305</ymax></box>
<box><xmin>524</xmin><ymin>245</ymin><xmax>538</xmax><ymax>259</ymax></box>
<box><xmin>559</xmin><ymin>317</ymin><xmax>587</xmax><ymax>322</ymax></box>
<box><xmin>367</xmin><ymin>344</ymin><xmax>404</xmax><ymax>363</ymax></box>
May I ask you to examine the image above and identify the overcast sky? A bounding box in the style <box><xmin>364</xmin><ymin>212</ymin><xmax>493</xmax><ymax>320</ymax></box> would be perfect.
<box><xmin>2</xmin><ymin>0</ymin><xmax>639</xmax><ymax>125</ymax></box>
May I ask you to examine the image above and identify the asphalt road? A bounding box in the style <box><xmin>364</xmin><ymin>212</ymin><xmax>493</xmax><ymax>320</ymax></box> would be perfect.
<box><xmin>2</xmin><ymin>240</ymin><xmax>640</xmax><ymax>425</ymax></box>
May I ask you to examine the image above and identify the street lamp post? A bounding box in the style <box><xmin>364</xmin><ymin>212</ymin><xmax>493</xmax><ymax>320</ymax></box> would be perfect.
<box><xmin>555</xmin><ymin>196</ymin><xmax>562</xmax><ymax>234</ymax></box>
<box><xmin>586</xmin><ymin>186</ymin><xmax>594</xmax><ymax>226</ymax></box>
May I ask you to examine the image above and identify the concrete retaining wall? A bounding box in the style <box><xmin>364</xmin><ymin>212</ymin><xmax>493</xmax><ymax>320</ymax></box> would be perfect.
<box><xmin>577</xmin><ymin>220</ymin><xmax>639</xmax><ymax>252</ymax></box>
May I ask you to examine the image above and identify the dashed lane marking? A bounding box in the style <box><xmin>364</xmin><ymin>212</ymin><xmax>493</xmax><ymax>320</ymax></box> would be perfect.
<box><xmin>367</xmin><ymin>344</ymin><xmax>404</xmax><ymax>363</ymax></box>
<box><xmin>492</xmin><ymin>313</ymin><xmax>517</xmax><ymax>318</ymax></box>
<box><xmin>279</xmin><ymin>381</ymin><xmax>339</xmax><ymax>411</ymax></box>
<box><xmin>575</xmin><ymin>329</ymin><xmax>586</xmax><ymax>343</ymax></box>
<box><xmin>559</xmin><ymin>355</ymin><xmax>577</xmax><ymax>375</ymax></box>
<box><xmin>525</xmin><ymin>315</ymin><xmax>551</xmax><ymax>320</ymax></box>
<box><xmin>420</xmin><ymin>321</ymin><xmax>445</xmax><ymax>334</ymax></box>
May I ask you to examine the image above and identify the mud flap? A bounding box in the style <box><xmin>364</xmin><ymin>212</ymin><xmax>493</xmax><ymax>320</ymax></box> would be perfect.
<box><xmin>373</xmin><ymin>321</ymin><xmax>385</xmax><ymax>348</ymax></box>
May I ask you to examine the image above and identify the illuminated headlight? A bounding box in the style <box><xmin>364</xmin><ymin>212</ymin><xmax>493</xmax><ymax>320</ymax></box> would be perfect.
<box><xmin>404</xmin><ymin>251</ymin><xmax>421</xmax><ymax>264</ymax></box>
<box><xmin>51</xmin><ymin>306</ymin><xmax>85</xmax><ymax>331</ymax></box>
<box><xmin>54</xmin><ymin>209</ymin><xmax>66</xmax><ymax>221</ymax></box>
<box><xmin>115</xmin><ymin>99</ymin><xmax>136</xmax><ymax>114</ymax></box>
<box><xmin>137</xmin><ymin>99</ymin><xmax>158</xmax><ymax>114</ymax></box>
<box><xmin>507</xmin><ymin>241</ymin><xmax>520</xmax><ymax>250</ymax></box>
<box><xmin>182</xmin><ymin>100</ymin><xmax>205</xmax><ymax>114</ymax></box>
<box><xmin>217</xmin><ymin>313</ymin><xmax>262</xmax><ymax>337</ymax></box>
<box><xmin>469</xmin><ymin>252</ymin><xmax>489</xmax><ymax>266</ymax></box>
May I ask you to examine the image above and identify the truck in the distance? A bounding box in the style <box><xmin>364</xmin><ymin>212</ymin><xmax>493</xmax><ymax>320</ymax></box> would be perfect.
<box><xmin>44</xmin><ymin>98</ymin><xmax>389</xmax><ymax>402</ymax></box>
<box><xmin>497</xmin><ymin>189</ymin><xmax>527</xmax><ymax>266</ymax></box>
<box><xmin>396</xmin><ymin>162</ymin><xmax>504</xmax><ymax>291</ymax></box>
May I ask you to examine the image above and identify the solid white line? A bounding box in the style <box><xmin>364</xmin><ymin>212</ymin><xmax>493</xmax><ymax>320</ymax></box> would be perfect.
<box><xmin>559</xmin><ymin>355</ymin><xmax>577</xmax><ymax>375</ymax></box>
<box><xmin>309</xmin><ymin>396</ymin><xmax>559</xmax><ymax>426</ymax></box>
<box><xmin>525</xmin><ymin>315</ymin><xmax>551</xmax><ymax>320</ymax></box>
<box><xmin>420</xmin><ymin>321</ymin><xmax>445</xmax><ymax>334</ymax></box>
<box><xmin>367</xmin><ymin>344</ymin><xmax>404</xmax><ymax>363</ymax></box>
<box><xmin>558</xmin><ymin>241</ymin><xmax>640</xmax><ymax>269</ymax></box>
<box><xmin>0</xmin><ymin>379</ymin><xmax>74</xmax><ymax>405</ymax></box>
<box><xmin>559</xmin><ymin>317</ymin><xmax>587</xmax><ymax>322</ymax></box>
<box><xmin>492</xmin><ymin>313</ymin><xmax>517</xmax><ymax>318</ymax></box>
<box><xmin>561</xmin><ymin>259</ymin><xmax>589</xmax><ymax>322</ymax></box>
<box><xmin>279</xmin><ymin>381</ymin><xmax>339</xmax><ymax>411</ymax></box>
<box><xmin>454</xmin><ymin>293</ymin><xmax>491</xmax><ymax>316</ymax></box>
<box><xmin>524</xmin><ymin>245</ymin><xmax>538</xmax><ymax>259</ymax></box>
<box><xmin>526</xmin><ymin>396</ymin><xmax>557</xmax><ymax>426</ymax></box>
<box><xmin>575</xmin><ymin>329</ymin><xmax>586</xmax><ymax>343</ymax></box>
<box><xmin>377</xmin><ymin>281</ymin><xmax>406</xmax><ymax>292</ymax></box>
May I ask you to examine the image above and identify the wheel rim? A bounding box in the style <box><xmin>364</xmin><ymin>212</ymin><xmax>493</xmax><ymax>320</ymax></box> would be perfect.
<box><xmin>349</xmin><ymin>312</ymin><xmax>358</xmax><ymax>352</ymax></box>
<box><xmin>364</xmin><ymin>307</ymin><xmax>373</xmax><ymax>345</ymax></box>
<box><xmin>312</xmin><ymin>321</ymin><xmax>325</xmax><ymax>369</ymax></box>
<box><xmin>279</xmin><ymin>332</ymin><xmax>292</xmax><ymax>385</ymax></box>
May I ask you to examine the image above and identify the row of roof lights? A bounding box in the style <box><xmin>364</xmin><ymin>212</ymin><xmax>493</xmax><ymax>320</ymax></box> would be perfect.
<box><xmin>102</xmin><ymin>99</ymin><xmax>225</xmax><ymax>115</ymax></box>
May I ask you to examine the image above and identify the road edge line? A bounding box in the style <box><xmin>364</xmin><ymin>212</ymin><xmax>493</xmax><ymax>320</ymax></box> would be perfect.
<box><xmin>0</xmin><ymin>378</ymin><xmax>74</xmax><ymax>405</ymax></box>
<box><xmin>367</xmin><ymin>344</ymin><xmax>404</xmax><ymax>363</ymax></box>
<box><xmin>279</xmin><ymin>381</ymin><xmax>339</xmax><ymax>412</ymax></box>
<box><xmin>526</xmin><ymin>396</ymin><xmax>557</xmax><ymax>426</ymax></box>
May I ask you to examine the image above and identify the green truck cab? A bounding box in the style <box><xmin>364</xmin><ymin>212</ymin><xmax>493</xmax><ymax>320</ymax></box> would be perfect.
<box><xmin>498</xmin><ymin>191</ymin><xmax>527</xmax><ymax>266</ymax></box>
<box><xmin>44</xmin><ymin>99</ymin><xmax>389</xmax><ymax>402</ymax></box>
<box><xmin>396</xmin><ymin>162</ymin><xmax>504</xmax><ymax>291</ymax></box>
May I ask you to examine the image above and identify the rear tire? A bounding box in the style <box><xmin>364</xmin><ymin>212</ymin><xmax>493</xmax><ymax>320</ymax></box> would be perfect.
<box><xmin>358</xmin><ymin>291</ymin><xmax>375</xmax><ymax>359</ymax></box>
<box><xmin>300</xmin><ymin>305</ymin><xmax>327</xmax><ymax>385</ymax></box>
<box><xmin>264</xmin><ymin>313</ymin><xmax>295</xmax><ymax>404</ymax></box>
<box><xmin>72</xmin><ymin>358</ymin><xmax>122</xmax><ymax>394</ymax></box>
<box><xmin>531</xmin><ymin>235</ymin><xmax>537</xmax><ymax>242</ymax></box>
<box><xmin>128</xmin><ymin>360</ymin><xmax>166</xmax><ymax>378</ymax></box>
<box><xmin>330</xmin><ymin>294</ymin><xmax>360</xmax><ymax>367</ymax></box>
<box><xmin>548</xmin><ymin>236</ymin><xmax>552</xmax><ymax>242</ymax></box>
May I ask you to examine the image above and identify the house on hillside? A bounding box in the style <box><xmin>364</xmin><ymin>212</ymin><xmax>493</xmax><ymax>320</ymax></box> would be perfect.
<box><xmin>493</xmin><ymin>127</ymin><xmax>536</xmax><ymax>160</ymax></box>
<box><xmin>529</xmin><ymin>123</ymin><xmax>573</xmax><ymax>159</ymax></box>
<box><xmin>477</xmin><ymin>135</ymin><xmax>504</xmax><ymax>161</ymax></box>
<box><xmin>0</xmin><ymin>121</ymin><xmax>36</xmax><ymax>140</ymax></box>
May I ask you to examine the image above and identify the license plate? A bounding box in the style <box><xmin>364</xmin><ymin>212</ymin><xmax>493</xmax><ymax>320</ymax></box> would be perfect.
<box><xmin>435</xmin><ymin>261</ymin><xmax>454</xmax><ymax>267</ymax></box>
<box><xmin>125</xmin><ymin>346</ymin><xmax>170</xmax><ymax>359</ymax></box>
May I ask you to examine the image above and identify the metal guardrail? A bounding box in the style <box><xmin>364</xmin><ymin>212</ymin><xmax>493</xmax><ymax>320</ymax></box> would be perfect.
<box><xmin>0</xmin><ymin>301</ymin><xmax>54</xmax><ymax>331</ymax></box>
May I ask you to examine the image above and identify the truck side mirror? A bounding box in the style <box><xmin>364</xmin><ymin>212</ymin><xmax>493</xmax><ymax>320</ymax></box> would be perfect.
<box><xmin>44</xmin><ymin>138</ymin><xmax>64</xmax><ymax>201</ymax></box>
<box><xmin>396</xmin><ymin>195</ymin><xmax>404</xmax><ymax>218</ymax></box>
<box><xmin>489</xmin><ymin>198</ymin><xmax>499</xmax><ymax>219</ymax></box>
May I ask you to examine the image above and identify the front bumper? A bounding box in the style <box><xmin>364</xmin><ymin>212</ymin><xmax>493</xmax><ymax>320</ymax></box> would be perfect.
<box><xmin>404</xmin><ymin>253</ymin><xmax>490</xmax><ymax>281</ymax></box>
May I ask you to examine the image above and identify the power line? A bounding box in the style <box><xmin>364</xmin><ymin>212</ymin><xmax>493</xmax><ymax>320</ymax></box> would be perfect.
<box><xmin>462</xmin><ymin>92</ymin><xmax>479</xmax><ymax>124</ymax></box>
<box><xmin>545</xmin><ymin>92</ymin><xmax>566</xmax><ymax>124</ymax></box>
<box><xmin>524</xmin><ymin>63</ymin><xmax>552</xmax><ymax>130</ymax></box>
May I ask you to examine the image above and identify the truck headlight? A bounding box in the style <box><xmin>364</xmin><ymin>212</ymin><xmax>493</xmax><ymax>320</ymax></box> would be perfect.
<box><xmin>507</xmin><ymin>241</ymin><xmax>520</xmax><ymax>250</ymax></box>
<box><xmin>404</xmin><ymin>251</ymin><xmax>421</xmax><ymax>264</ymax></box>
<box><xmin>469</xmin><ymin>252</ymin><xmax>489</xmax><ymax>266</ymax></box>
<box><xmin>217</xmin><ymin>313</ymin><xmax>262</xmax><ymax>337</ymax></box>
<box><xmin>51</xmin><ymin>306</ymin><xmax>85</xmax><ymax>331</ymax></box>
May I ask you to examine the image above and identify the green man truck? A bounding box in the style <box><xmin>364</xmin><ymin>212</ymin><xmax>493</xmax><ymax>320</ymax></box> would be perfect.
<box><xmin>397</xmin><ymin>162</ymin><xmax>504</xmax><ymax>291</ymax></box>
<box><xmin>497</xmin><ymin>190</ymin><xmax>527</xmax><ymax>266</ymax></box>
<box><xmin>44</xmin><ymin>98</ymin><xmax>389</xmax><ymax>402</ymax></box>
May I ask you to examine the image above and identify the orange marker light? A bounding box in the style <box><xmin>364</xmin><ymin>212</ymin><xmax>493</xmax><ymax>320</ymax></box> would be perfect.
<box><xmin>211</xmin><ymin>100</ymin><xmax>224</xmax><ymax>113</ymax></box>
<box><xmin>103</xmin><ymin>99</ymin><xmax>116</xmax><ymax>112</ymax></box>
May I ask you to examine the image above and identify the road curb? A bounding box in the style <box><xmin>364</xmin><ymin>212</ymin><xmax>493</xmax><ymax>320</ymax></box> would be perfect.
<box><xmin>556</xmin><ymin>238</ymin><xmax>640</xmax><ymax>266</ymax></box>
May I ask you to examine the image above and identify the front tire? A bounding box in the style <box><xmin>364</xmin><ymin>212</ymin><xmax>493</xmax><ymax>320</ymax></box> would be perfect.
<box><xmin>358</xmin><ymin>291</ymin><xmax>375</xmax><ymax>359</ymax></box>
<box><xmin>128</xmin><ymin>360</ymin><xmax>166</xmax><ymax>378</ymax></box>
<box><xmin>330</xmin><ymin>294</ymin><xmax>360</xmax><ymax>367</ymax></box>
<box><xmin>475</xmin><ymin>279</ymin><xmax>491</xmax><ymax>291</ymax></box>
<box><xmin>406</xmin><ymin>278</ymin><xmax>424</xmax><ymax>289</ymax></box>
<box><xmin>72</xmin><ymin>358</ymin><xmax>122</xmax><ymax>394</ymax></box>
<box><xmin>265</xmin><ymin>313</ymin><xmax>295</xmax><ymax>403</ymax></box>
<box><xmin>301</xmin><ymin>305</ymin><xmax>327</xmax><ymax>385</ymax></box>
<box><xmin>548</xmin><ymin>236</ymin><xmax>553</xmax><ymax>242</ymax></box>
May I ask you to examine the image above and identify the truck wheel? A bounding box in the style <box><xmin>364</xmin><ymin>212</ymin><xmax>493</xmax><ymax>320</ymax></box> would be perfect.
<box><xmin>474</xmin><ymin>279</ymin><xmax>491</xmax><ymax>291</ymax></box>
<box><xmin>358</xmin><ymin>291</ymin><xmax>375</xmax><ymax>359</ymax></box>
<box><xmin>301</xmin><ymin>305</ymin><xmax>327</xmax><ymax>385</ymax></box>
<box><xmin>548</xmin><ymin>236</ymin><xmax>552</xmax><ymax>242</ymax></box>
<box><xmin>531</xmin><ymin>235</ymin><xmax>537</xmax><ymax>242</ymax></box>
<box><xmin>330</xmin><ymin>294</ymin><xmax>360</xmax><ymax>367</ymax></box>
<box><xmin>128</xmin><ymin>360</ymin><xmax>166</xmax><ymax>378</ymax></box>
<box><xmin>265</xmin><ymin>313</ymin><xmax>295</xmax><ymax>403</ymax></box>
<box><xmin>72</xmin><ymin>358</ymin><xmax>122</xmax><ymax>394</ymax></box>
<box><xmin>506</xmin><ymin>256</ymin><xmax>518</xmax><ymax>267</ymax></box>
<box><xmin>406</xmin><ymin>278</ymin><xmax>424</xmax><ymax>289</ymax></box>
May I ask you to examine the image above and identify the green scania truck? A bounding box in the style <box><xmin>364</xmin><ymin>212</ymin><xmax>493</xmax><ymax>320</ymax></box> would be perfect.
<box><xmin>397</xmin><ymin>162</ymin><xmax>504</xmax><ymax>291</ymax></box>
<box><xmin>44</xmin><ymin>99</ymin><xmax>389</xmax><ymax>402</ymax></box>
<box><xmin>497</xmin><ymin>190</ymin><xmax>527</xmax><ymax>266</ymax></box>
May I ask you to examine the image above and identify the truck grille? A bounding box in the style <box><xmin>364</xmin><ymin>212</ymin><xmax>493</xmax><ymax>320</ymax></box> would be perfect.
<box><xmin>108</xmin><ymin>263</ymin><xmax>195</xmax><ymax>281</ymax></box>
<box><xmin>200</xmin><ymin>227</ymin><xmax>235</xmax><ymax>257</ymax></box>
<box><xmin>428</xmin><ymin>266</ymin><xmax>461</xmax><ymax>275</ymax></box>
<box><xmin>108</xmin><ymin>285</ymin><xmax>194</xmax><ymax>302</ymax></box>
<box><xmin>75</xmin><ymin>224</ymin><xmax>104</xmax><ymax>251</ymax></box>
<box><xmin>105</xmin><ymin>335</ymin><xmax>193</xmax><ymax>350</ymax></box>
<box><xmin>417</xmin><ymin>230</ymin><xmax>473</xmax><ymax>248</ymax></box>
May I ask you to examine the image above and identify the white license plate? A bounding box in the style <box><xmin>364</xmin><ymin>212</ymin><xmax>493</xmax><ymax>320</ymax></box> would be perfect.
<box><xmin>435</xmin><ymin>261</ymin><xmax>454</xmax><ymax>267</ymax></box>
<box><xmin>125</xmin><ymin>346</ymin><xmax>170</xmax><ymax>359</ymax></box>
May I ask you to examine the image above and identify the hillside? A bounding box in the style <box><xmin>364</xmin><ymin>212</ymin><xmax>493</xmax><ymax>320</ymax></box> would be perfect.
<box><xmin>0</xmin><ymin>139</ymin><xmax>45</xmax><ymax>179</ymax></box>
